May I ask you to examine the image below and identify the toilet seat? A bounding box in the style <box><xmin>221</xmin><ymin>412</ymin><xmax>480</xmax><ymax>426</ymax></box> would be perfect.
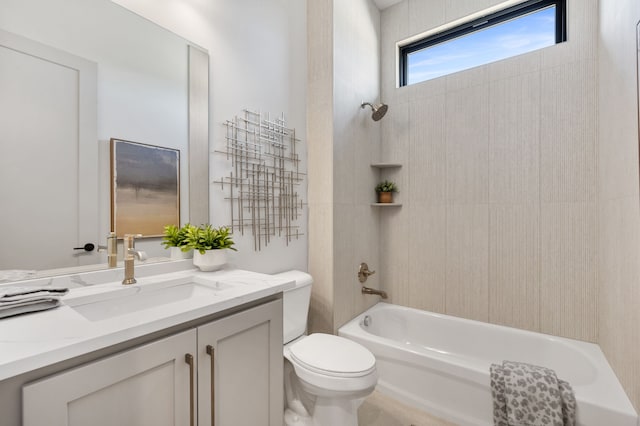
<box><xmin>284</xmin><ymin>333</ymin><xmax>378</xmax><ymax>394</ymax></box>
<box><xmin>288</xmin><ymin>333</ymin><xmax>376</xmax><ymax>378</ymax></box>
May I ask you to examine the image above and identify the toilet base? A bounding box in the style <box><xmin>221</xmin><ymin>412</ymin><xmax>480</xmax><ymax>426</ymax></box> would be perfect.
<box><xmin>284</xmin><ymin>397</ymin><xmax>363</xmax><ymax>426</ymax></box>
<box><xmin>284</xmin><ymin>408</ymin><xmax>314</xmax><ymax>426</ymax></box>
<box><xmin>312</xmin><ymin>396</ymin><xmax>363</xmax><ymax>426</ymax></box>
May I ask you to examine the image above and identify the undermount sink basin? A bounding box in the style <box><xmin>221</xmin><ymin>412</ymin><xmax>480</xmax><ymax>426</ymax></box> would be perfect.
<box><xmin>66</xmin><ymin>275</ymin><xmax>233</xmax><ymax>322</ymax></box>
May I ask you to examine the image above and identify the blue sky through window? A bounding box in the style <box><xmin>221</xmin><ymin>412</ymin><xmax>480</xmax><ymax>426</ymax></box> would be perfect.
<box><xmin>407</xmin><ymin>6</ymin><xmax>556</xmax><ymax>85</ymax></box>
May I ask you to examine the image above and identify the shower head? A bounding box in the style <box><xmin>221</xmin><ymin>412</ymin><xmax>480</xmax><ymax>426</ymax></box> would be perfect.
<box><xmin>361</xmin><ymin>102</ymin><xmax>388</xmax><ymax>121</ymax></box>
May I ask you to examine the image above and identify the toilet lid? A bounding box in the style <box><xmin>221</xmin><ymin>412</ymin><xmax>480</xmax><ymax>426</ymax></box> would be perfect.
<box><xmin>288</xmin><ymin>333</ymin><xmax>376</xmax><ymax>378</ymax></box>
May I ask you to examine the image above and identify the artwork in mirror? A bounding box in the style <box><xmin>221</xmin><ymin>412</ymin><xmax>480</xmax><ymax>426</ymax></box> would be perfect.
<box><xmin>110</xmin><ymin>139</ymin><xmax>180</xmax><ymax>238</ymax></box>
<box><xmin>0</xmin><ymin>0</ymin><xmax>208</xmax><ymax>279</ymax></box>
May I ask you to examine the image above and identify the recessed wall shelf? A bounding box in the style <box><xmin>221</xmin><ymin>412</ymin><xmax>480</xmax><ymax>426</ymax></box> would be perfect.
<box><xmin>371</xmin><ymin>163</ymin><xmax>402</xmax><ymax>207</ymax></box>
<box><xmin>371</xmin><ymin>163</ymin><xmax>403</xmax><ymax>208</ymax></box>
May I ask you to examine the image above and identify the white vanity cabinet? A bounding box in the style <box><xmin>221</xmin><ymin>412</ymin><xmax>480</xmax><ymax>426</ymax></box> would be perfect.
<box><xmin>197</xmin><ymin>298</ymin><xmax>283</xmax><ymax>426</ymax></box>
<box><xmin>23</xmin><ymin>329</ymin><xmax>195</xmax><ymax>426</ymax></box>
<box><xmin>21</xmin><ymin>299</ymin><xmax>283</xmax><ymax>426</ymax></box>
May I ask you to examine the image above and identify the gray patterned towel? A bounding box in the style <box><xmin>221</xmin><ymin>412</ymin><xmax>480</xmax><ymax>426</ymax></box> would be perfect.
<box><xmin>490</xmin><ymin>361</ymin><xmax>576</xmax><ymax>426</ymax></box>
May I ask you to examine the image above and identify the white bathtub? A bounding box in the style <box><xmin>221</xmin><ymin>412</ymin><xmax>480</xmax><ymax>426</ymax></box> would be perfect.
<box><xmin>338</xmin><ymin>303</ymin><xmax>637</xmax><ymax>426</ymax></box>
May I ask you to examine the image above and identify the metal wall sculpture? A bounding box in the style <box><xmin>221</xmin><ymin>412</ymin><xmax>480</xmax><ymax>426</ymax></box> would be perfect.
<box><xmin>215</xmin><ymin>110</ymin><xmax>305</xmax><ymax>251</ymax></box>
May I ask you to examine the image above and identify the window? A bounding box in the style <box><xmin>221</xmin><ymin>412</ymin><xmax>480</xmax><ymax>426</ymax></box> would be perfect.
<box><xmin>399</xmin><ymin>0</ymin><xmax>566</xmax><ymax>86</ymax></box>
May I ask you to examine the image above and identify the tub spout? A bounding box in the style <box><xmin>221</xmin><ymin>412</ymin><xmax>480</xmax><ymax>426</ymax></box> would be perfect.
<box><xmin>362</xmin><ymin>286</ymin><xmax>387</xmax><ymax>299</ymax></box>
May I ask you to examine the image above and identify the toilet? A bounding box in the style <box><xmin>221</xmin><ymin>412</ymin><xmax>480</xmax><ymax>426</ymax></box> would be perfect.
<box><xmin>275</xmin><ymin>270</ymin><xmax>378</xmax><ymax>426</ymax></box>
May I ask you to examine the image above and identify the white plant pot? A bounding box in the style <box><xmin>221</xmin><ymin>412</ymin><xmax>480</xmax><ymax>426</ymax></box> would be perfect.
<box><xmin>193</xmin><ymin>249</ymin><xmax>227</xmax><ymax>272</ymax></box>
<box><xmin>170</xmin><ymin>246</ymin><xmax>193</xmax><ymax>260</ymax></box>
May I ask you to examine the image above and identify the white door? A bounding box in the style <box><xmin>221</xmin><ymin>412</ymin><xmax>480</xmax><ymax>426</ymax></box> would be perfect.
<box><xmin>0</xmin><ymin>29</ymin><xmax>97</xmax><ymax>271</ymax></box>
<box><xmin>22</xmin><ymin>329</ymin><xmax>196</xmax><ymax>426</ymax></box>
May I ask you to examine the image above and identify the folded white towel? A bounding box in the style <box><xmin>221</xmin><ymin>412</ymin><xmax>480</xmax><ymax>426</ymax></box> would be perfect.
<box><xmin>0</xmin><ymin>299</ymin><xmax>61</xmax><ymax>319</ymax></box>
<box><xmin>0</xmin><ymin>287</ymin><xmax>68</xmax><ymax>319</ymax></box>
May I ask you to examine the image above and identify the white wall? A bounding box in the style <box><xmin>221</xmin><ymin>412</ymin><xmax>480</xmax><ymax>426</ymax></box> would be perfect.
<box><xmin>598</xmin><ymin>0</ymin><xmax>640</xmax><ymax>410</ymax></box>
<box><xmin>111</xmin><ymin>0</ymin><xmax>308</xmax><ymax>274</ymax></box>
<box><xmin>380</xmin><ymin>0</ymin><xmax>600</xmax><ymax>341</ymax></box>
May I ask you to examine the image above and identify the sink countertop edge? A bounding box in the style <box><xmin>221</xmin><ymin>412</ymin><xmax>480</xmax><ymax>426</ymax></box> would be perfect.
<box><xmin>0</xmin><ymin>268</ymin><xmax>295</xmax><ymax>381</ymax></box>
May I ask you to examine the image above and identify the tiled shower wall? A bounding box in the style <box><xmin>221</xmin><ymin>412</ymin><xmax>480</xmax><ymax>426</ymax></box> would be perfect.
<box><xmin>308</xmin><ymin>0</ymin><xmax>382</xmax><ymax>333</ymax></box>
<box><xmin>379</xmin><ymin>0</ymin><xmax>600</xmax><ymax>342</ymax></box>
<box><xmin>598</xmin><ymin>0</ymin><xmax>640</xmax><ymax>409</ymax></box>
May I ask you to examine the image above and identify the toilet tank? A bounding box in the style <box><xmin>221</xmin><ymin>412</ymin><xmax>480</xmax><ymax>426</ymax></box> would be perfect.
<box><xmin>273</xmin><ymin>270</ymin><xmax>313</xmax><ymax>344</ymax></box>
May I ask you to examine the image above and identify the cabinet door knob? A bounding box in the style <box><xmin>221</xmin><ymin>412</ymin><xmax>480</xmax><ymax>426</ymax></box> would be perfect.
<box><xmin>185</xmin><ymin>353</ymin><xmax>195</xmax><ymax>426</ymax></box>
<box><xmin>207</xmin><ymin>345</ymin><xmax>215</xmax><ymax>426</ymax></box>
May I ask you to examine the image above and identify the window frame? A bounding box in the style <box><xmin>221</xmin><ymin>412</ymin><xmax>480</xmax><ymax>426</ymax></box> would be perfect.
<box><xmin>399</xmin><ymin>0</ymin><xmax>567</xmax><ymax>87</ymax></box>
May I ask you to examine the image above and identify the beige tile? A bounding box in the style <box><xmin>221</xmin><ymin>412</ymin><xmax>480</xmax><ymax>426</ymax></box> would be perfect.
<box><xmin>307</xmin><ymin>107</ymin><xmax>333</xmax><ymax>205</ymax></box>
<box><xmin>487</xmin><ymin>49</ymin><xmax>541</xmax><ymax>82</ymax></box>
<box><xmin>445</xmin><ymin>203</ymin><xmax>489</xmax><ymax>322</ymax></box>
<box><xmin>407</xmin><ymin>75</ymin><xmax>448</xmax><ymax>102</ymax></box>
<box><xmin>598</xmin><ymin>12</ymin><xmax>640</xmax><ymax>200</ymax></box>
<box><xmin>333</xmin><ymin>86</ymin><xmax>357</xmax><ymax>206</ymax></box>
<box><xmin>333</xmin><ymin>203</ymin><xmax>358</xmax><ymax>330</ymax></box>
<box><xmin>353</xmin><ymin>204</ymin><xmax>383</xmax><ymax>320</ymax></box>
<box><xmin>445</xmin><ymin>84</ymin><xmax>490</xmax><ymax>204</ymax></box>
<box><xmin>306</xmin><ymin>0</ymin><xmax>333</xmax><ymax>86</ymax></box>
<box><xmin>381</xmin><ymin>13</ymin><xmax>405</xmax><ymax>100</ymax></box>
<box><xmin>408</xmin><ymin>203</ymin><xmax>447</xmax><ymax>313</ymax></box>
<box><xmin>359</xmin><ymin>390</ymin><xmax>456</xmax><ymax>426</ymax></box>
<box><xmin>333</xmin><ymin>203</ymin><xmax>382</xmax><ymax>331</ymax></box>
<box><xmin>541</xmin><ymin>0</ymin><xmax>598</xmax><ymax>69</ymax></box>
<box><xmin>488</xmin><ymin>72</ymin><xmax>540</xmax><ymax>204</ymax></box>
<box><xmin>444</xmin><ymin>0</ymin><xmax>505</xmax><ymax>22</ymax></box>
<box><xmin>540</xmin><ymin>202</ymin><xmax>598</xmax><ymax>342</ymax></box>
<box><xmin>355</xmin><ymin>134</ymin><xmax>383</xmax><ymax>206</ymax></box>
<box><xmin>599</xmin><ymin>196</ymin><xmax>640</xmax><ymax>410</ymax></box>
<box><xmin>381</xmin><ymin>100</ymin><xmax>410</xmax><ymax>163</ymax></box>
<box><xmin>380</xmin><ymin>205</ymin><xmax>410</xmax><ymax>306</ymax></box>
<box><xmin>380</xmin><ymin>0</ymin><xmax>410</xmax><ymax>45</ymax></box>
<box><xmin>409</xmin><ymin>95</ymin><xmax>446</xmax><ymax>204</ymax></box>
<box><xmin>489</xmin><ymin>204</ymin><xmax>540</xmax><ymax>332</ymax></box>
<box><xmin>408</xmin><ymin>0</ymin><xmax>445</xmax><ymax>37</ymax></box>
<box><xmin>445</xmin><ymin>64</ymin><xmax>488</xmax><ymax>92</ymax></box>
<box><xmin>308</xmin><ymin>202</ymin><xmax>334</xmax><ymax>334</ymax></box>
<box><xmin>540</xmin><ymin>59</ymin><xmax>597</xmax><ymax>203</ymax></box>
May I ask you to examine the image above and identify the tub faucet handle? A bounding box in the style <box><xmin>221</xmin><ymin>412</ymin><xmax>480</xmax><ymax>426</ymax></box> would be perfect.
<box><xmin>358</xmin><ymin>262</ymin><xmax>376</xmax><ymax>283</ymax></box>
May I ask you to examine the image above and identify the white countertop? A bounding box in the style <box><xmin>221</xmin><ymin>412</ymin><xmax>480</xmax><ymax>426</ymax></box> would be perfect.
<box><xmin>0</xmin><ymin>268</ymin><xmax>295</xmax><ymax>381</ymax></box>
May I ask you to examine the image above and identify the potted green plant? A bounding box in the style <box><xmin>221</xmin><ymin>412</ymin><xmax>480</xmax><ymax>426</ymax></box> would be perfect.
<box><xmin>161</xmin><ymin>223</ymin><xmax>196</xmax><ymax>259</ymax></box>
<box><xmin>375</xmin><ymin>180</ymin><xmax>398</xmax><ymax>203</ymax></box>
<box><xmin>185</xmin><ymin>224</ymin><xmax>237</xmax><ymax>271</ymax></box>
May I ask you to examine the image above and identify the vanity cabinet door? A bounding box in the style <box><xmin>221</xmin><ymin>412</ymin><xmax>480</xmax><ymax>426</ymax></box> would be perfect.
<box><xmin>22</xmin><ymin>329</ymin><xmax>197</xmax><ymax>426</ymax></box>
<box><xmin>197</xmin><ymin>299</ymin><xmax>283</xmax><ymax>426</ymax></box>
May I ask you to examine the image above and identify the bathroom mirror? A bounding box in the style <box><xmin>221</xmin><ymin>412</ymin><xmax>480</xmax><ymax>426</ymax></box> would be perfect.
<box><xmin>0</xmin><ymin>0</ymin><xmax>208</xmax><ymax>277</ymax></box>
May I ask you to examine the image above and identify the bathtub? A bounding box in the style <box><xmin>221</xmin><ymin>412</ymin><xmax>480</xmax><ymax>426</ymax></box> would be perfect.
<box><xmin>338</xmin><ymin>303</ymin><xmax>637</xmax><ymax>426</ymax></box>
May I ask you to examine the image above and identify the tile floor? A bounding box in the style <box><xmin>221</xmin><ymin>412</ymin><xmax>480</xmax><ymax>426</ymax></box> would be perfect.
<box><xmin>358</xmin><ymin>390</ymin><xmax>457</xmax><ymax>426</ymax></box>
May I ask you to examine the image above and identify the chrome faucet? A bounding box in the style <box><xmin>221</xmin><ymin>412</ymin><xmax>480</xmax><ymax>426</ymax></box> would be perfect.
<box><xmin>362</xmin><ymin>286</ymin><xmax>388</xmax><ymax>299</ymax></box>
<box><xmin>122</xmin><ymin>234</ymin><xmax>147</xmax><ymax>285</ymax></box>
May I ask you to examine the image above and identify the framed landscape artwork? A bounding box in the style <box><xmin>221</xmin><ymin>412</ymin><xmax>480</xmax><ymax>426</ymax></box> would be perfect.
<box><xmin>110</xmin><ymin>138</ymin><xmax>180</xmax><ymax>238</ymax></box>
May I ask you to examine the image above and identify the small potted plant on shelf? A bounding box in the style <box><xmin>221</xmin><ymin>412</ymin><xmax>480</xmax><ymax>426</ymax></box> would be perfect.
<box><xmin>161</xmin><ymin>223</ymin><xmax>197</xmax><ymax>259</ymax></box>
<box><xmin>185</xmin><ymin>224</ymin><xmax>237</xmax><ymax>271</ymax></box>
<box><xmin>375</xmin><ymin>180</ymin><xmax>398</xmax><ymax>203</ymax></box>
